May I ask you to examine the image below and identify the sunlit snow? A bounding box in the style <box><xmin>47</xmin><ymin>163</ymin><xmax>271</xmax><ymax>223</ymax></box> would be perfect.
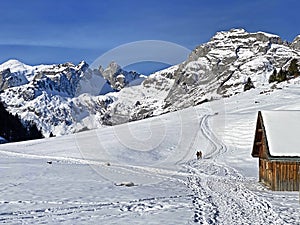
<box><xmin>1</xmin><ymin>80</ymin><xmax>300</xmax><ymax>224</ymax></box>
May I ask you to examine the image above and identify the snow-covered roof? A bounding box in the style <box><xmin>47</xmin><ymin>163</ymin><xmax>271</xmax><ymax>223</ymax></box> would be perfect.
<box><xmin>262</xmin><ymin>111</ymin><xmax>300</xmax><ymax>157</ymax></box>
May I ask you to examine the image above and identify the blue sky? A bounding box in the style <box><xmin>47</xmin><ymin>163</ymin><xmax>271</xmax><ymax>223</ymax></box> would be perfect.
<box><xmin>0</xmin><ymin>0</ymin><xmax>299</xmax><ymax>73</ymax></box>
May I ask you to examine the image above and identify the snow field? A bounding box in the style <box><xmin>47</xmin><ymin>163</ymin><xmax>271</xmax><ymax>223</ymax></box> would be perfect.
<box><xmin>1</xmin><ymin>82</ymin><xmax>300</xmax><ymax>224</ymax></box>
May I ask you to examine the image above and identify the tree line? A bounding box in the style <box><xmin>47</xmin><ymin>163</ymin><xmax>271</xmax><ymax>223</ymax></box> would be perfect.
<box><xmin>269</xmin><ymin>58</ymin><xmax>299</xmax><ymax>83</ymax></box>
<box><xmin>0</xmin><ymin>101</ymin><xmax>44</xmax><ymax>143</ymax></box>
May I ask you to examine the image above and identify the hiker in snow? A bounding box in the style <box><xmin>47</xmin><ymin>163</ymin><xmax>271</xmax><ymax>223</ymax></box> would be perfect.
<box><xmin>196</xmin><ymin>151</ymin><xmax>202</xmax><ymax>160</ymax></box>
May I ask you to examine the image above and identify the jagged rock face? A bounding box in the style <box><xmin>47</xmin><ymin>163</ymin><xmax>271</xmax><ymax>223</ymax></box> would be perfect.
<box><xmin>0</xmin><ymin>60</ymin><xmax>114</xmax><ymax>135</ymax></box>
<box><xmin>291</xmin><ymin>35</ymin><xmax>300</xmax><ymax>51</ymax></box>
<box><xmin>163</xmin><ymin>29</ymin><xmax>300</xmax><ymax>110</ymax></box>
<box><xmin>33</xmin><ymin>61</ymin><xmax>89</xmax><ymax>97</ymax></box>
<box><xmin>102</xmin><ymin>66</ymin><xmax>177</xmax><ymax>125</ymax></box>
<box><xmin>106</xmin><ymin>78</ymin><xmax>174</xmax><ymax>125</ymax></box>
<box><xmin>0</xmin><ymin>68</ymin><xmax>29</xmax><ymax>91</ymax></box>
<box><xmin>0</xmin><ymin>59</ymin><xmax>144</xmax><ymax>135</ymax></box>
<box><xmin>1</xmin><ymin>88</ymin><xmax>115</xmax><ymax>135</ymax></box>
<box><xmin>104</xmin><ymin>29</ymin><xmax>300</xmax><ymax>125</ymax></box>
<box><xmin>0</xmin><ymin>60</ymin><xmax>89</xmax><ymax>97</ymax></box>
<box><xmin>102</xmin><ymin>61</ymin><xmax>144</xmax><ymax>91</ymax></box>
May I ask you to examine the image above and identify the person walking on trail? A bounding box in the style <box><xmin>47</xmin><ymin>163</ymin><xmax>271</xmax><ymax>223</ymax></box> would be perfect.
<box><xmin>196</xmin><ymin>151</ymin><xmax>202</xmax><ymax>160</ymax></box>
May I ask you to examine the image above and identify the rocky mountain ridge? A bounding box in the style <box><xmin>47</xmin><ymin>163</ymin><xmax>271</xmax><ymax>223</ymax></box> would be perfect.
<box><xmin>1</xmin><ymin>28</ymin><xmax>300</xmax><ymax>135</ymax></box>
<box><xmin>0</xmin><ymin>60</ymin><xmax>143</xmax><ymax>135</ymax></box>
<box><xmin>103</xmin><ymin>29</ymin><xmax>300</xmax><ymax>125</ymax></box>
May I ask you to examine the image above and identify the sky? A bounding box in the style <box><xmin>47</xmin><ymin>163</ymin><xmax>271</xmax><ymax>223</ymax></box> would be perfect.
<box><xmin>0</xmin><ymin>0</ymin><xmax>299</xmax><ymax>74</ymax></box>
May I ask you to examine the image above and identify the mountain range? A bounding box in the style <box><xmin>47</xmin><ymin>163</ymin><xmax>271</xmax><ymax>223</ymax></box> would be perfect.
<box><xmin>0</xmin><ymin>28</ymin><xmax>300</xmax><ymax>137</ymax></box>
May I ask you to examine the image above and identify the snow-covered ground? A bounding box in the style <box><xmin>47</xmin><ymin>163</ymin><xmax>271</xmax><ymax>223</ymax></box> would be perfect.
<box><xmin>1</xmin><ymin>80</ymin><xmax>300</xmax><ymax>224</ymax></box>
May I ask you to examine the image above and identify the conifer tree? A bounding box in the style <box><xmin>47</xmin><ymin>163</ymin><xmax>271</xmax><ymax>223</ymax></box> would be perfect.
<box><xmin>244</xmin><ymin>77</ymin><xmax>255</xmax><ymax>91</ymax></box>
<box><xmin>269</xmin><ymin>69</ymin><xmax>277</xmax><ymax>83</ymax></box>
<box><xmin>288</xmin><ymin>58</ymin><xmax>299</xmax><ymax>77</ymax></box>
<box><xmin>277</xmin><ymin>69</ymin><xmax>287</xmax><ymax>82</ymax></box>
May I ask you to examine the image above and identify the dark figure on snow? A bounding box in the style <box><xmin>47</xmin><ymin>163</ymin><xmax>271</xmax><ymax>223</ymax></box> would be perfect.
<box><xmin>196</xmin><ymin>151</ymin><xmax>202</xmax><ymax>160</ymax></box>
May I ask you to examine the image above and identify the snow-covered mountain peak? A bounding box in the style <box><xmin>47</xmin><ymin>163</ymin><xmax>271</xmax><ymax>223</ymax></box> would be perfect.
<box><xmin>0</xmin><ymin>59</ymin><xmax>31</xmax><ymax>73</ymax></box>
<box><xmin>211</xmin><ymin>28</ymin><xmax>247</xmax><ymax>40</ymax></box>
<box><xmin>159</xmin><ymin>28</ymin><xmax>297</xmax><ymax>111</ymax></box>
<box><xmin>0</xmin><ymin>60</ymin><xmax>30</xmax><ymax>91</ymax></box>
<box><xmin>210</xmin><ymin>28</ymin><xmax>282</xmax><ymax>45</ymax></box>
<box><xmin>101</xmin><ymin>61</ymin><xmax>144</xmax><ymax>91</ymax></box>
<box><xmin>76</xmin><ymin>60</ymin><xmax>89</xmax><ymax>71</ymax></box>
<box><xmin>104</xmin><ymin>61</ymin><xmax>121</xmax><ymax>74</ymax></box>
<box><xmin>292</xmin><ymin>34</ymin><xmax>300</xmax><ymax>42</ymax></box>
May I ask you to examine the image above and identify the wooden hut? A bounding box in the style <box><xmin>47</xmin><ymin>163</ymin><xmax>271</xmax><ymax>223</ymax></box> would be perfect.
<box><xmin>252</xmin><ymin>111</ymin><xmax>300</xmax><ymax>191</ymax></box>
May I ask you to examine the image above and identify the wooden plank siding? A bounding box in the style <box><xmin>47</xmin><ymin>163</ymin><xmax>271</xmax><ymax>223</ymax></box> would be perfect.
<box><xmin>253</xmin><ymin>111</ymin><xmax>300</xmax><ymax>191</ymax></box>
<box><xmin>259</xmin><ymin>158</ymin><xmax>300</xmax><ymax>191</ymax></box>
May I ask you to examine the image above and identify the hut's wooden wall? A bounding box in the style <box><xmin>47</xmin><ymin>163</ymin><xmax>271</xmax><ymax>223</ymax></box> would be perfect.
<box><xmin>259</xmin><ymin>159</ymin><xmax>300</xmax><ymax>191</ymax></box>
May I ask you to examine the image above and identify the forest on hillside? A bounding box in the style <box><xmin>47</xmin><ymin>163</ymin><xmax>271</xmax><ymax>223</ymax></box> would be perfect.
<box><xmin>0</xmin><ymin>101</ymin><xmax>44</xmax><ymax>143</ymax></box>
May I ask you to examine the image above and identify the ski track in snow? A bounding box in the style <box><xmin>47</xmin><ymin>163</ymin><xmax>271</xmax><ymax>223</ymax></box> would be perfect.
<box><xmin>184</xmin><ymin>114</ymin><xmax>286</xmax><ymax>225</ymax></box>
<box><xmin>200</xmin><ymin>114</ymin><xmax>227</xmax><ymax>160</ymax></box>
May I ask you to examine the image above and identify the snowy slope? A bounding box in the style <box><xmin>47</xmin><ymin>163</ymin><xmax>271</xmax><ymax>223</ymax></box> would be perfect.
<box><xmin>0</xmin><ymin>78</ymin><xmax>300</xmax><ymax>224</ymax></box>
